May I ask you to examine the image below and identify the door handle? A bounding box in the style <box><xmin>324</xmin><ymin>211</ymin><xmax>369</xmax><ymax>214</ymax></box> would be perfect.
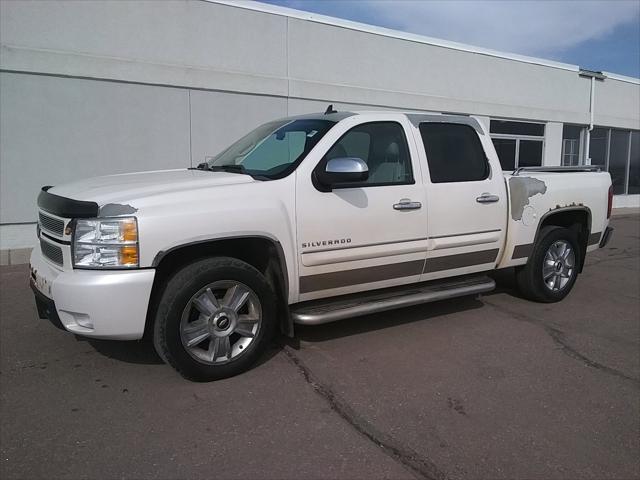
<box><xmin>393</xmin><ymin>199</ymin><xmax>422</xmax><ymax>210</ymax></box>
<box><xmin>476</xmin><ymin>193</ymin><xmax>500</xmax><ymax>204</ymax></box>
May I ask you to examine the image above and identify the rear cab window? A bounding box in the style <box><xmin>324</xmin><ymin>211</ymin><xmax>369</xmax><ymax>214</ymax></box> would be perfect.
<box><xmin>419</xmin><ymin>123</ymin><xmax>490</xmax><ymax>183</ymax></box>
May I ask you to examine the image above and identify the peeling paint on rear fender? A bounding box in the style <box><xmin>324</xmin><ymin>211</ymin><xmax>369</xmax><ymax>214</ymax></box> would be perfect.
<box><xmin>509</xmin><ymin>177</ymin><xmax>547</xmax><ymax>221</ymax></box>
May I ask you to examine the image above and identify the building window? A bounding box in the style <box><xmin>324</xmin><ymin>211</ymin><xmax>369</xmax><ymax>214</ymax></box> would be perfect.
<box><xmin>490</xmin><ymin>119</ymin><xmax>545</xmax><ymax>170</ymax></box>
<box><xmin>609</xmin><ymin>130</ymin><xmax>630</xmax><ymax>195</ymax></box>
<box><xmin>587</xmin><ymin>127</ymin><xmax>639</xmax><ymax>195</ymax></box>
<box><xmin>629</xmin><ymin>131</ymin><xmax>639</xmax><ymax>195</ymax></box>
<box><xmin>588</xmin><ymin>127</ymin><xmax>609</xmax><ymax>168</ymax></box>
<box><xmin>492</xmin><ymin>138</ymin><xmax>516</xmax><ymax>170</ymax></box>
<box><xmin>490</xmin><ymin>120</ymin><xmax>545</xmax><ymax>136</ymax></box>
<box><xmin>519</xmin><ymin>140</ymin><xmax>544</xmax><ymax>167</ymax></box>
<box><xmin>562</xmin><ymin>125</ymin><xmax>586</xmax><ymax>166</ymax></box>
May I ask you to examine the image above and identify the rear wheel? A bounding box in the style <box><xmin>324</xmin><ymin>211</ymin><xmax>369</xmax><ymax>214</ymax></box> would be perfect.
<box><xmin>153</xmin><ymin>257</ymin><xmax>277</xmax><ymax>381</ymax></box>
<box><xmin>516</xmin><ymin>226</ymin><xmax>580</xmax><ymax>303</ymax></box>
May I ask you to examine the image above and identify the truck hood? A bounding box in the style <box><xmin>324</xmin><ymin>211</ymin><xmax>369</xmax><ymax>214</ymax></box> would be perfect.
<box><xmin>49</xmin><ymin>169</ymin><xmax>255</xmax><ymax>207</ymax></box>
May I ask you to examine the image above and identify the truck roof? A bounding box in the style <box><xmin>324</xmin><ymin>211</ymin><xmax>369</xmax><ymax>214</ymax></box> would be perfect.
<box><xmin>281</xmin><ymin>110</ymin><xmax>484</xmax><ymax>133</ymax></box>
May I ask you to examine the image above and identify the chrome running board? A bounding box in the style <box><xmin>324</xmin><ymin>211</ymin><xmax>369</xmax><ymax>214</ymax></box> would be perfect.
<box><xmin>291</xmin><ymin>274</ymin><xmax>495</xmax><ymax>325</ymax></box>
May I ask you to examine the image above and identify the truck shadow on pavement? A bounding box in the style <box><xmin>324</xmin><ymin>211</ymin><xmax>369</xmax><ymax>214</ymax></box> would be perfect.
<box><xmin>78</xmin><ymin>271</ymin><xmax>524</xmax><ymax>365</ymax></box>
<box><xmin>80</xmin><ymin>295</ymin><xmax>489</xmax><ymax>365</ymax></box>
<box><xmin>76</xmin><ymin>336</ymin><xmax>165</xmax><ymax>365</ymax></box>
<box><xmin>79</xmin><ymin>333</ymin><xmax>282</xmax><ymax>369</ymax></box>
<box><xmin>287</xmin><ymin>269</ymin><xmax>525</xmax><ymax>346</ymax></box>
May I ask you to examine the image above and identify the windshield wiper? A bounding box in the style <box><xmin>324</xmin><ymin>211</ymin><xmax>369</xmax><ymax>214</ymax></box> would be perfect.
<box><xmin>207</xmin><ymin>164</ymin><xmax>247</xmax><ymax>174</ymax></box>
<box><xmin>189</xmin><ymin>162</ymin><xmax>211</xmax><ymax>171</ymax></box>
<box><xmin>189</xmin><ymin>163</ymin><xmax>248</xmax><ymax>174</ymax></box>
<box><xmin>189</xmin><ymin>163</ymin><xmax>269</xmax><ymax>180</ymax></box>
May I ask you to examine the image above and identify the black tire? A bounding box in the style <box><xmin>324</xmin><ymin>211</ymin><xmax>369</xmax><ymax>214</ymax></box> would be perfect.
<box><xmin>153</xmin><ymin>256</ymin><xmax>277</xmax><ymax>381</ymax></box>
<box><xmin>516</xmin><ymin>226</ymin><xmax>581</xmax><ymax>303</ymax></box>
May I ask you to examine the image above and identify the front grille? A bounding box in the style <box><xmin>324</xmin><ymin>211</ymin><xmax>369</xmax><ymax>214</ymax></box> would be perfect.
<box><xmin>40</xmin><ymin>238</ymin><xmax>63</xmax><ymax>266</ymax></box>
<box><xmin>39</xmin><ymin>212</ymin><xmax>65</xmax><ymax>237</ymax></box>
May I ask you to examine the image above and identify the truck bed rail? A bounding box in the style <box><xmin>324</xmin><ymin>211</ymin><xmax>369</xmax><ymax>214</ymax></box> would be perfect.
<box><xmin>512</xmin><ymin>165</ymin><xmax>602</xmax><ymax>176</ymax></box>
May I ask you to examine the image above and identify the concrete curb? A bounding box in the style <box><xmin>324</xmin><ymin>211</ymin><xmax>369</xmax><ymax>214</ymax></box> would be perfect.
<box><xmin>1</xmin><ymin>248</ymin><xmax>33</xmax><ymax>266</ymax></box>
<box><xmin>613</xmin><ymin>207</ymin><xmax>640</xmax><ymax>216</ymax></box>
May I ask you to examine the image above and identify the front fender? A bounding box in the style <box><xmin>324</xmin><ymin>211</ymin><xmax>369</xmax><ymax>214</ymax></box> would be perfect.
<box><xmin>134</xmin><ymin>178</ymin><xmax>298</xmax><ymax>302</ymax></box>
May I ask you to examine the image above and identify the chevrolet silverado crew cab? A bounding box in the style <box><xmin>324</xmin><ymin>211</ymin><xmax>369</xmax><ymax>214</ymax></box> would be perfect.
<box><xmin>30</xmin><ymin>109</ymin><xmax>614</xmax><ymax>381</ymax></box>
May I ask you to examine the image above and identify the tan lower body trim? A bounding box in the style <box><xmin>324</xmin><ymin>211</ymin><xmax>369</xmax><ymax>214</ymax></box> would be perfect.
<box><xmin>425</xmin><ymin>249</ymin><xmax>499</xmax><ymax>273</ymax></box>
<box><xmin>513</xmin><ymin>231</ymin><xmax>602</xmax><ymax>261</ymax></box>
<box><xmin>299</xmin><ymin>248</ymin><xmax>500</xmax><ymax>293</ymax></box>
<box><xmin>299</xmin><ymin>260</ymin><xmax>424</xmax><ymax>294</ymax></box>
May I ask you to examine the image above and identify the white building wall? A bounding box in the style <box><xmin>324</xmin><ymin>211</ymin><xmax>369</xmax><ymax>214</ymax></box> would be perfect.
<box><xmin>2</xmin><ymin>0</ymin><xmax>638</xmax><ymax>127</ymax></box>
<box><xmin>0</xmin><ymin>73</ymin><xmax>191</xmax><ymax>224</ymax></box>
<box><xmin>1</xmin><ymin>0</ymin><xmax>639</xmax><ymax>258</ymax></box>
<box><xmin>189</xmin><ymin>90</ymin><xmax>288</xmax><ymax>169</ymax></box>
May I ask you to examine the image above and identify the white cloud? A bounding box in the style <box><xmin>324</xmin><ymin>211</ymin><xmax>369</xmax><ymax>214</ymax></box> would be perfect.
<box><xmin>279</xmin><ymin>0</ymin><xmax>639</xmax><ymax>57</ymax></box>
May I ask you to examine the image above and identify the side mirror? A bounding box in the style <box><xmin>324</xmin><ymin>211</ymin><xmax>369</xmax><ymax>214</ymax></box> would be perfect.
<box><xmin>317</xmin><ymin>157</ymin><xmax>369</xmax><ymax>189</ymax></box>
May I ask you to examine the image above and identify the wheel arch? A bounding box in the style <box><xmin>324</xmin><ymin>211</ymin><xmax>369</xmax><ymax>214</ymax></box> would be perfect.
<box><xmin>146</xmin><ymin>235</ymin><xmax>292</xmax><ymax>338</ymax></box>
<box><xmin>534</xmin><ymin>206</ymin><xmax>592</xmax><ymax>272</ymax></box>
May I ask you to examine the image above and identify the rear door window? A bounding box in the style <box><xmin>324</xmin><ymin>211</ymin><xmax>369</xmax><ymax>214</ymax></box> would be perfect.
<box><xmin>419</xmin><ymin>123</ymin><xmax>489</xmax><ymax>183</ymax></box>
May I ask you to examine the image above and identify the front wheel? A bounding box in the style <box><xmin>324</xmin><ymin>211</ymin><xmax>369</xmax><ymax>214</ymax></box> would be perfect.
<box><xmin>153</xmin><ymin>257</ymin><xmax>277</xmax><ymax>381</ymax></box>
<box><xmin>516</xmin><ymin>226</ymin><xmax>580</xmax><ymax>303</ymax></box>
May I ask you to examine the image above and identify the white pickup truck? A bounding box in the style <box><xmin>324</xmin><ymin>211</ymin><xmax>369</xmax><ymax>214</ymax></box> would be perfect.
<box><xmin>30</xmin><ymin>109</ymin><xmax>614</xmax><ymax>381</ymax></box>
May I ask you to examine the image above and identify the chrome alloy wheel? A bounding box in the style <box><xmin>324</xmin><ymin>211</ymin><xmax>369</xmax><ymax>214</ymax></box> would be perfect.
<box><xmin>542</xmin><ymin>240</ymin><xmax>575</xmax><ymax>292</ymax></box>
<box><xmin>179</xmin><ymin>281</ymin><xmax>262</xmax><ymax>365</ymax></box>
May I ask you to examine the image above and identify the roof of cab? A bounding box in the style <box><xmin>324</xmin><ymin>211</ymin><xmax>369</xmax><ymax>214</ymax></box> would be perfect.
<box><xmin>282</xmin><ymin>109</ymin><xmax>485</xmax><ymax>135</ymax></box>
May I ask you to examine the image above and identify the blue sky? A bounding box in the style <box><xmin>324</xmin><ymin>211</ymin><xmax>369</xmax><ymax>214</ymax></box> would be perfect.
<box><xmin>262</xmin><ymin>0</ymin><xmax>640</xmax><ymax>78</ymax></box>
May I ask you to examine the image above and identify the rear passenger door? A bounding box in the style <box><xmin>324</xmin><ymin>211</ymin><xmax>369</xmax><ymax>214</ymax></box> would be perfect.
<box><xmin>417</xmin><ymin>122</ymin><xmax>508</xmax><ymax>280</ymax></box>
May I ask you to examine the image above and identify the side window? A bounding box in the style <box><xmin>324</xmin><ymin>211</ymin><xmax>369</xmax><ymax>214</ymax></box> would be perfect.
<box><xmin>323</xmin><ymin>122</ymin><xmax>413</xmax><ymax>185</ymax></box>
<box><xmin>419</xmin><ymin>123</ymin><xmax>489</xmax><ymax>183</ymax></box>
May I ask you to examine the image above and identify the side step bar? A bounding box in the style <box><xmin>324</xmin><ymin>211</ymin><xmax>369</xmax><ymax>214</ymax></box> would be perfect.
<box><xmin>291</xmin><ymin>275</ymin><xmax>495</xmax><ymax>325</ymax></box>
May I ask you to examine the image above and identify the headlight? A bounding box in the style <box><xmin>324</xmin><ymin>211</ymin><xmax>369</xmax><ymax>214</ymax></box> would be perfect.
<box><xmin>73</xmin><ymin>217</ymin><xmax>139</xmax><ymax>268</ymax></box>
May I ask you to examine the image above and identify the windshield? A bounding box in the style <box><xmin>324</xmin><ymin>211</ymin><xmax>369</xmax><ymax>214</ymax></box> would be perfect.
<box><xmin>205</xmin><ymin>118</ymin><xmax>335</xmax><ymax>179</ymax></box>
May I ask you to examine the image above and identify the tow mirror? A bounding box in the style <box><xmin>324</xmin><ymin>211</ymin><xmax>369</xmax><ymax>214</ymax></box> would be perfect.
<box><xmin>317</xmin><ymin>157</ymin><xmax>369</xmax><ymax>189</ymax></box>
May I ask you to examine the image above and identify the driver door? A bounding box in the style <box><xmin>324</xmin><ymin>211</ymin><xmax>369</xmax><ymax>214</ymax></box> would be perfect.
<box><xmin>295</xmin><ymin>115</ymin><xmax>429</xmax><ymax>302</ymax></box>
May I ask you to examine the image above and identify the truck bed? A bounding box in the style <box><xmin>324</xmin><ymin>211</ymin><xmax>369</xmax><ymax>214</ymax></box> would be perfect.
<box><xmin>498</xmin><ymin>169</ymin><xmax>611</xmax><ymax>269</ymax></box>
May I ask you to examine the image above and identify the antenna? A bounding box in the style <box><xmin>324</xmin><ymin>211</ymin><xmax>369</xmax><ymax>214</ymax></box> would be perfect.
<box><xmin>324</xmin><ymin>104</ymin><xmax>337</xmax><ymax>115</ymax></box>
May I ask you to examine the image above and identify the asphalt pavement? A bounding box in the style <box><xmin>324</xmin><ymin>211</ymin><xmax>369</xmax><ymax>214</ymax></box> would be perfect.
<box><xmin>1</xmin><ymin>215</ymin><xmax>639</xmax><ymax>480</ymax></box>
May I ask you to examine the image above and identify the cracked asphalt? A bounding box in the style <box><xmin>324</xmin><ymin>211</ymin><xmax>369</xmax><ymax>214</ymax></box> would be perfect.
<box><xmin>1</xmin><ymin>214</ymin><xmax>639</xmax><ymax>480</ymax></box>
